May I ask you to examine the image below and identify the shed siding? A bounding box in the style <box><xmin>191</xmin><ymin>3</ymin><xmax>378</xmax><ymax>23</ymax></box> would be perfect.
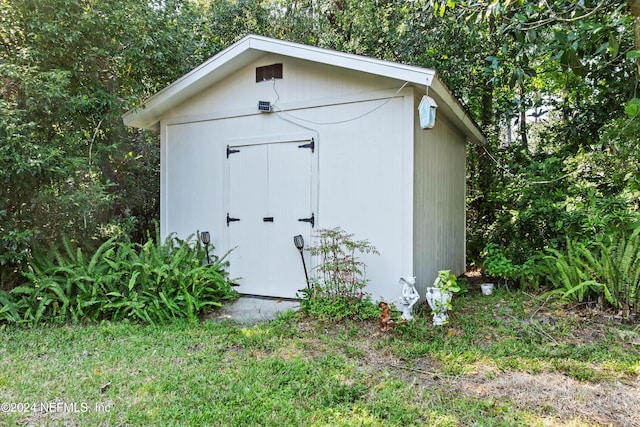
<box><xmin>298</xmin><ymin>97</ymin><xmax>413</xmax><ymax>301</ymax></box>
<box><xmin>162</xmin><ymin>121</ymin><xmax>223</xmax><ymax>241</ymax></box>
<box><xmin>413</xmin><ymin>94</ymin><xmax>466</xmax><ymax>295</ymax></box>
<box><xmin>162</xmin><ymin>114</ymin><xmax>315</xmax><ymax>255</ymax></box>
<box><xmin>165</xmin><ymin>54</ymin><xmax>400</xmax><ymax>119</ymax></box>
<box><xmin>160</xmin><ymin>91</ymin><xmax>413</xmax><ymax>301</ymax></box>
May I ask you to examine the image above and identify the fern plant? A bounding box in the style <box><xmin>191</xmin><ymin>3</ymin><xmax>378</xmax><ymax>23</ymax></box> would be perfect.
<box><xmin>6</xmin><ymin>232</ymin><xmax>237</xmax><ymax>326</ymax></box>
<box><xmin>540</xmin><ymin>228</ymin><xmax>640</xmax><ymax>316</ymax></box>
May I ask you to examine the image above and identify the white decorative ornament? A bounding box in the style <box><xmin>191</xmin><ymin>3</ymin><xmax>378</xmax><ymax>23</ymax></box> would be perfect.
<box><xmin>418</xmin><ymin>95</ymin><xmax>438</xmax><ymax>129</ymax></box>
<box><xmin>425</xmin><ymin>287</ymin><xmax>452</xmax><ymax>326</ymax></box>
<box><xmin>398</xmin><ymin>276</ymin><xmax>420</xmax><ymax>321</ymax></box>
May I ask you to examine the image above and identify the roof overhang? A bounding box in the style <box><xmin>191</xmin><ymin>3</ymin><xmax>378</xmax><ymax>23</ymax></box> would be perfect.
<box><xmin>123</xmin><ymin>34</ymin><xmax>485</xmax><ymax>143</ymax></box>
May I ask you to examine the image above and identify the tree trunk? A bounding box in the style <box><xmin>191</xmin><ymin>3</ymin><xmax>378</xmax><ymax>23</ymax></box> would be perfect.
<box><xmin>473</xmin><ymin>16</ymin><xmax>497</xmax><ymax>227</ymax></box>
<box><xmin>630</xmin><ymin>0</ymin><xmax>640</xmax><ymax>80</ymax></box>
<box><xmin>518</xmin><ymin>85</ymin><xmax>529</xmax><ymax>154</ymax></box>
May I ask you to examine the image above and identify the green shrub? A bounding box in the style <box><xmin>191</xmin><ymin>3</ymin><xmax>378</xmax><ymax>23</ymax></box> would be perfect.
<box><xmin>298</xmin><ymin>288</ymin><xmax>380</xmax><ymax>321</ymax></box>
<box><xmin>1</xmin><ymin>233</ymin><xmax>237</xmax><ymax>326</ymax></box>
<box><xmin>306</xmin><ymin>227</ymin><xmax>379</xmax><ymax>300</ymax></box>
<box><xmin>539</xmin><ymin>227</ymin><xmax>640</xmax><ymax>316</ymax></box>
<box><xmin>299</xmin><ymin>228</ymin><xmax>380</xmax><ymax>321</ymax></box>
<box><xmin>481</xmin><ymin>243</ymin><xmax>537</xmax><ymax>289</ymax></box>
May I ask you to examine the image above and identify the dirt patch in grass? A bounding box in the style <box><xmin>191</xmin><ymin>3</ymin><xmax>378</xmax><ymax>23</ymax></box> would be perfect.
<box><xmin>218</xmin><ymin>288</ymin><xmax>640</xmax><ymax>426</ymax></box>
<box><xmin>449</xmin><ymin>368</ymin><xmax>640</xmax><ymax>426</ymax></box>
<box><xmin>379</xmin><ymin>352</ymin><xmax>640</xmax><ymax>426</ymax></box>
<box><xmin>293</xmin><ymin>312</ymin><xmax>640</xmax><ymax>426</ymax></box>
<box><xmin>368</xmin><ymin>346</ymin><xmax>640</xmax><ymax>425</ymax></box>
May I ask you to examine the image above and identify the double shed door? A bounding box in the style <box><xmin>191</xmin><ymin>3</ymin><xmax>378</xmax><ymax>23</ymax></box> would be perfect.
<box><xmin>227</xmin><ymin>140</ymin><xmax>314</xmax><ymax>298</ymax></box>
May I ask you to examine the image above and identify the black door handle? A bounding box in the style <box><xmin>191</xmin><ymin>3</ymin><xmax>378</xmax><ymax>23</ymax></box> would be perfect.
<box><xmin>263</xmin><ymin>217</ymin><xmax>274</xmax><ymax>222</ymax></box>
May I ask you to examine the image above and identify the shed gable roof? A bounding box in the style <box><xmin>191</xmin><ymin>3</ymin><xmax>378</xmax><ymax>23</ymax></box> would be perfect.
<box><xmin>123</xmin><ymin>35</ymin><xmax>484</xmax><ymax>143</ymax></box>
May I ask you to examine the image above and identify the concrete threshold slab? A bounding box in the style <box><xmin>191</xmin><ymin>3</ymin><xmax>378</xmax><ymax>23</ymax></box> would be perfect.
<box><xmin>210</xmin><ymin>295</ymin><xmax>300</xmax><ymax>325</ymax></box>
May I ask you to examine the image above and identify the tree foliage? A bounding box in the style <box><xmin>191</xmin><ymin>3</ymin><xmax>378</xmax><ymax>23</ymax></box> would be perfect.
<box><xmin>0</xmin><ymin>0</ymin><xmax>269</xmax><ymax>287</ymax></box>
<box><xmin>1</xmin><ymin>0</ymin><xmax>638</xmax><ymax>295</ymax></box>
<box><xmin>425</xmin><ymin>0</ymin><xmax>639</xmax><ymax>265</ymax></box>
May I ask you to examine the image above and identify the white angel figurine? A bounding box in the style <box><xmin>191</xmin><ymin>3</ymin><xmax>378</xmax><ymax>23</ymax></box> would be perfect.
<box><xmin>398</xmin><ymin>276</ymin><xmax>420</xmax><ymax>321</ymax></box>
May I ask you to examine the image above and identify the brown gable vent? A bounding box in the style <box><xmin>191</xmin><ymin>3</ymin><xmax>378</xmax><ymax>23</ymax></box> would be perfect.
<box><xmin>256</xmin><ymin>63</ymin><xmax>283</xmax><ymax>82</ymax></box>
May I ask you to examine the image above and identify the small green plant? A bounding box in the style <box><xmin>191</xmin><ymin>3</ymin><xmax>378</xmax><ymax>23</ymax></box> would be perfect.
<box><xmin>433</xmin><ymin>270</ymin><xmax>460</xmax><ymax>294</ymax></box>
<box><xmin>482</xmin><ymin>243</ymin><xmax>519</xmax><ymax>284</ymax></box>
<box><xmin>299</xmin><ymin>228</ymin><xmax>379</xmax><ymax>321</ymax></box>
<box><xmin>455</xmin><ymin>276</ymin><xmax>470</xmax><ymax>295</ymax></box>
<box><xmin>431</xmin><ymin>270</ymin><xmax>460</xmax><ymax>311</ymax></box>
<box><xmin>482</xmin><ymin>243</ymin><xmax>538</xmax><ymax>289</ymax></box>
<box><xmin>298</xmin><ymin>288</ymin><xmax>380</xmax><ymax>321</ymax></box>
<box><xmin>306</xmin><ymin>227</ymin><xmax>379</xmax><ymax>300</ymax></box>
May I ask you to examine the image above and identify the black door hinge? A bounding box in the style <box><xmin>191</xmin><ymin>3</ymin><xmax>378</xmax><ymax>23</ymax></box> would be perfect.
<box><xmin>298</xmin><ymin>213</ymin><xmax>315</xmax><ymax>228</ymax></box>
<box><xmin>226</xmin><ymin>145</ymin><xmax>240</xmax><ymax>158</ymax></box>
<box><xmin>227</xmin><ymin>213</ymin><xmax>240</xmax><ymax>226</ymax></box>
<box><xmin>298</xmin><ymin>138</ymin><xmax>314</xmax><ymax>153</ymax></box>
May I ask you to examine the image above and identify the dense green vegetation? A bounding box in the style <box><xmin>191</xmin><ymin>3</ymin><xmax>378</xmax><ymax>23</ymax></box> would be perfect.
<box><xmin>0</xmin><ymin>233</ymin><xmax>237</xmax><ymax>326</ymax></box>
<box><xmin>1</xmin><ymin>0</ymin><xmax>639</xmax><ymax>315</ymax></box>
<box><xmin>1</xmin><ymin>291</ymin><xmax>638</xmax><ymax>425</ymax></box>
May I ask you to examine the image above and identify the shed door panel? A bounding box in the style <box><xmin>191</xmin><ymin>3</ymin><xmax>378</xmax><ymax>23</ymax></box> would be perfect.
<box><xmin>228</xmin><ymin>145</ymin><xmax>270</xmax><ymax>295</ymax></box>
<box><xmin>228</xmin><ymin>142</ymin><xmax>312</xmax><ymax>298</ymax></box>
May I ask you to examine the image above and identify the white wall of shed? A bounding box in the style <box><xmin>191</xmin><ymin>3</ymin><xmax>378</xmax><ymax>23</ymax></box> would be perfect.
<box><xmin>161</xmin><ymin>121</ymin><xmax>225</xmax><ymax>246</ymax></box>
<box><xmin>160</xmin><ymin>98</ymin><xmax>413</xmax><ymax>302</ymax></box>
<box><xmin>292</xmin><ymin>97</ymin><xmax>414</xmax><ymax>302</ymax></box>
<box><xmin>413</xmin><ymin>91</ymin><xmax>467</xmax><ymax>296</ymax></box>
<box><xmin>161</xmin><ymin>116</ymin><xmax>315</xmax><ymax>260</ymax></box>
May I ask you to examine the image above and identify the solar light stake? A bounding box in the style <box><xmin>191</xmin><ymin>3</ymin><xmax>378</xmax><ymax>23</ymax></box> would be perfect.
<box><xmin>200</xmin><ymin>231</ymin><xmax>211</xmax><ymax>264</ymax></box>
<box><xmin>293</xmin><ymin>235</ymin><xmax>310</xmax><ymax>288</ymax></box>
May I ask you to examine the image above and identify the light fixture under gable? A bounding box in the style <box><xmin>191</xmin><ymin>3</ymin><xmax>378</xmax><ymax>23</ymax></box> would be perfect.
<box><xmin>418</xmin><ymin>95</ymin><xmax>438</xmax><ymax>129</ymax></box>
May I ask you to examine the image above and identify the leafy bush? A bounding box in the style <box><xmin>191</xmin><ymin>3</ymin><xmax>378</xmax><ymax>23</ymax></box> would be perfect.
<box><xmin>0</xmin><ymin>233</ymin><xmax>237</xmax><ymax>326</ymax></box>
<box><xmin>539</xmin><ymin>227</ymin><xmax>640</xmax><ymax>316</ymax></box>
<box><xmin>298</xmin><ymin>288</ymin><xmax>380</xmax><ymax>321</ymax></box>
<box><xmin>467</xmin><ymin>113</ymin><xmax>640</xmax><ymax>274</ymax></box>
<box><xmin>299</xmin><ymin>228</ymin><xmax>380</xmax><ymax>321</ymax></box>
<box><xmin>306</xmin><ymin>228</ymin><xmax>379</xmax><ymax>300</ymax></box>
<box><xmin>481</xmin><ymin>243</ymin><xmax>537</xmax><ymax>289</ymax></box>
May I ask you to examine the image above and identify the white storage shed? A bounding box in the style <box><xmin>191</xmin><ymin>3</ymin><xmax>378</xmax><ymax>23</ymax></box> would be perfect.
<box><xmin>123</xmin><ymin>35</ymin><xmax>484</xmax><ymax>302</ymax></box>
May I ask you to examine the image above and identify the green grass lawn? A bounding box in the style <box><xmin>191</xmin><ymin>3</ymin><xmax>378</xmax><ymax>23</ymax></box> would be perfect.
<box><xmin>1</xmin><ymin>288</ymin><xmax>639</xmax><ymax>426</ymax></box>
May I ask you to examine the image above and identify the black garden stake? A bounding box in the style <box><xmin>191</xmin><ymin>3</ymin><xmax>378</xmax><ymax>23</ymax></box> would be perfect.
<box><xmin>293</xmin><ymin>234</ymin><xmax>310</xmax><ymax>288</ymax></box>
<box><xmin>200</xmin><ymin>231</ymin><xmax>211</xmax><ymax>264</ymax></box>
